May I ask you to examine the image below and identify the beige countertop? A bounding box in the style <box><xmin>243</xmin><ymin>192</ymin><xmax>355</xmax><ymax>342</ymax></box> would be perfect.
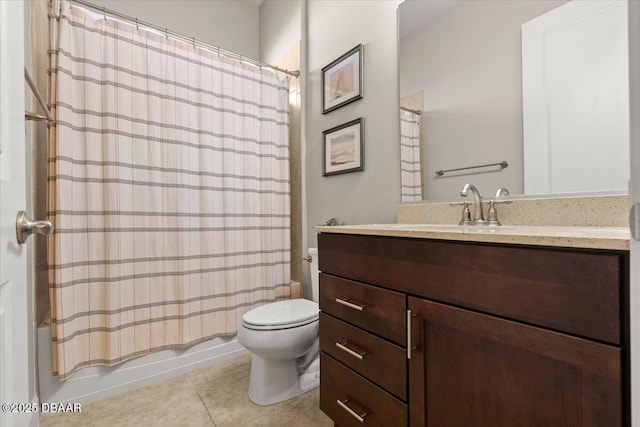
<box><xmin>315</xmin><ymin>224</ymin><xmax>630</xmax><ymax>251</ymax></box>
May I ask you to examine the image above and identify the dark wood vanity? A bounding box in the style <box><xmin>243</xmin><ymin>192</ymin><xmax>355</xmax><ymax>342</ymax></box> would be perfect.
<box><xmin>318</xmin><ymin>231</ymin><xmax>629</xmax><ymax>426</ymax></box>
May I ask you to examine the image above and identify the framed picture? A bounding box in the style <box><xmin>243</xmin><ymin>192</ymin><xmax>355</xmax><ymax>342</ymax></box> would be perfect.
<box><xmin>323</xmin><ymin>118</ymin><xmax>364</xmax><ymax>176</ymax></box>
<box><xmin>322</xmin><ymin>44</ymin><xmax>363</xmax><ymax>114</ymax></box>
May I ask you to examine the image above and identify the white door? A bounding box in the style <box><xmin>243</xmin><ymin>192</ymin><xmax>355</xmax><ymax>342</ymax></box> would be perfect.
<box><xmin>522</xmin><ymin>0</ymin><xmax>630</xmax><ymax>195</ymax></box>
<box><xmin>0</xmin><ymin>1</ymin><xmax>31</xmax><ymax>427</ymax></box>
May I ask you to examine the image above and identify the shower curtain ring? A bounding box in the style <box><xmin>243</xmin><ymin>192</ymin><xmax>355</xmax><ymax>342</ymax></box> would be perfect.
<box><xmin>102</xmin><ymin>6</ymin><xmax>106</xmax><ymax>20</ymax></box>
<box><xmin>165</xmin><ymin>28</ymin><xmax>168</xmax><ymax>40</ymax></box>
<box><xmin>192</xmin><ymin>37</ymin><xmax>196</xmax><ymax>49</ymax></box>
<box><xmin>135</xmin><ymin>18</ymin><xmax>139</xmax><ymax>31</ymax></box>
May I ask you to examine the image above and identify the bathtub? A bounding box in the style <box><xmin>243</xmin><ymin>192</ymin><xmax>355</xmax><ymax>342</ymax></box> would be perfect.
<box><xmin>37</xmin><ymin>324</ymin><xmax>247</xmax><ymax>405</ymax></box>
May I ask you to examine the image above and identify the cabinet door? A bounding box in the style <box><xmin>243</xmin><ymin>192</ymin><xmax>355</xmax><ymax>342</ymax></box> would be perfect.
<box><xmin>408</xmin><ymin>297</ymin><xmax>622</xmax><ymax>427</ymax></box>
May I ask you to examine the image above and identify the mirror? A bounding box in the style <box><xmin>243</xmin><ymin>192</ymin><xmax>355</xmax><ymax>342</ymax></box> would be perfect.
<box><xmin>399</xmin><ymin>0</ymin><xmax>630</xmax><ymax>202</ymax></box>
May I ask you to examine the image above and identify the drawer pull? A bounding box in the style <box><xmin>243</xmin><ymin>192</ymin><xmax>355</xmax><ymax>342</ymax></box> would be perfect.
<box><xmin>336</xmin><ymin>298</ymin><xmax>366</xmax><ymax>311</ymax></box>
<box><xmin>336</xmin><ymin>399</ymin><xmax>368</xmax><ymax>423</ymax></box>
<box><xmin>335</xmin><ymin>342</ymin><xmax>367</xmax><ymax>360</ymax></box>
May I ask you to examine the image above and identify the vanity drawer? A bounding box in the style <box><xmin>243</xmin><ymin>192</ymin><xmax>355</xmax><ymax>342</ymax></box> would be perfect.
<box><xmin>320</xmin><ymin>312</ymin><xmax>407</xmax><ymax>400</ymax></box>
<box><xmin>320</xmin><ymin>352</ymin><xmax>407</xmax><ymax>427</ymax></box>
<box><xmin>319</xmin><ymin>273</ymin><xmax>406</xmax><ymax>346</ymax></box>
<box><xmin>319</xmin><ymin>233</ymin><xmax>622</xmax><ymax>344</ymax></box>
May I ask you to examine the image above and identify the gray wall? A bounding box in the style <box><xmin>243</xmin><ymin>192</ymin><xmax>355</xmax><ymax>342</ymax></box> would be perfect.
<box><xmin>305</xmin><ymin>0</ymin><xmax>402</xmax><ymax>248</ymax></box>
<box><xmin>400</xmin><ymin>0</ymin><xmax>566</xmax><ymax>201</ymax></box>
<box><xmin>259</xmin><ymin>0</ymin><xmax>302</xmax><ymax>64</ymax></box>
<box><xmin>95</xmin><ymin>0</ymin><xmax>260</xmax><ymax>57</ymax></box>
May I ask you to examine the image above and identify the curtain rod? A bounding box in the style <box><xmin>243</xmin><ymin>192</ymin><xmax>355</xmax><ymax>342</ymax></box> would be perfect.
<box><xmin>25</xmin><ymin>68</ymin><xmax>54</xmax><ymax>124</ymax></box>
<box><xmin>68</xmin><ymin>0</ymin><xmax>300</xmax><ymax>78</ymax></box>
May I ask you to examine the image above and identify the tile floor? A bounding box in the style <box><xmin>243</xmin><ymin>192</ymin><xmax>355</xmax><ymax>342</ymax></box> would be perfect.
<box><xmin>40</xmin><ymin>354</ymin><xmax>333</xmax><ymax>427</ymax></box>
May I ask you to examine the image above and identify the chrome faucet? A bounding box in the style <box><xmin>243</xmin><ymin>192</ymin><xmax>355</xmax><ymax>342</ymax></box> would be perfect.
<box><xmin>459</xmin><ymin>183</ymin><xmax>486</xmax><ymax>224</ymax></box>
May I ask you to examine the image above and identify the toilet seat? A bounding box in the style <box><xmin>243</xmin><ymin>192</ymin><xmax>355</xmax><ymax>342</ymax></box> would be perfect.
<box><xmin>242</xmin><ymin>299</ymin><xmax>319</xmax><ymax>331</ymax></box>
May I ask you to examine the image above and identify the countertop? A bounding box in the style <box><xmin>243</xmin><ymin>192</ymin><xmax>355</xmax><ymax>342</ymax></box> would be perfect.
<box><xmin>315</xmin><ymin>224</ymin><xmax>630</xmax><ymax>250</ymax></box>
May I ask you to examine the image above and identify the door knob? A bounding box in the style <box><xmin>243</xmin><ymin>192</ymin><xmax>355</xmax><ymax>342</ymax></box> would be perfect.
<box><xmin>16</xmin><ymin>211</ymin><xmax>53</xmax><ymax>244</ymax></box>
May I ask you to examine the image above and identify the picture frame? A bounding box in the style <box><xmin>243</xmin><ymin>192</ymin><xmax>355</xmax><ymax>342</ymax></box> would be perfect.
<box><xmin>321</xmin><ymin>44</ymin><xmax>363</xmax><ymax>114</ymax></box>
<box><xmin>323</xmin><ymin>118</ymin><xmax>365</xmax><ymax>176</ymax></box>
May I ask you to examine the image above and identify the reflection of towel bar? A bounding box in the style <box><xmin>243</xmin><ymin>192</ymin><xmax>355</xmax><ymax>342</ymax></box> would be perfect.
<box><xmin>436</xmin><ymin>161</ymin><xmax>508</xmax><ymax>177</ymax></box>
<box><xmin>24</xmin><ymin>68</ymin><xmax>54</xmax><ymax>124</ymax></box>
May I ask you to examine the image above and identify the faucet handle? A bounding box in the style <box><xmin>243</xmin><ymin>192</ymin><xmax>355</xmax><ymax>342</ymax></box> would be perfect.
<box><xmin>487</xmin><ymin>200</ymin><xmax>501</xmax><ymax>226</ymax></box>
<box><xmin>451</xmin><ymin>201</ymin><xmax>472</xmax><ymax>225</ymax></box>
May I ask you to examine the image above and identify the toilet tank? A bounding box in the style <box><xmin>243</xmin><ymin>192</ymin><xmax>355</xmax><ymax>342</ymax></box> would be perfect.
<box><xmin>308</xmin><ymin>248</ymin><xmax>319</xmax><ymax>303</ymax></box>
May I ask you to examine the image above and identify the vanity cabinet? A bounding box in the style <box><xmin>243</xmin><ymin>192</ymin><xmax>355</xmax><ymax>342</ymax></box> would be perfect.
<box><xmin>408</xmin><ymin>298</ymin><xmax>621</xmax><ymax>426</ymax></box>
<box><xmin>318</xmin><ymin>232</ymin><xmax>628</xmax><ymax>427</ymax></box>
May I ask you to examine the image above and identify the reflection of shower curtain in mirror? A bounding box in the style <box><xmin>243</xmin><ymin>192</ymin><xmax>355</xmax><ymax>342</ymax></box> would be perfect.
<box><xmin>48</xmin><ymin>0</ymin><xmax>291</xmax><ymax>380</ymax></box>
<box><xmin>400</xmin><ymin>110</ymin><xmax>422</xmax><ymax>201</ymax></box>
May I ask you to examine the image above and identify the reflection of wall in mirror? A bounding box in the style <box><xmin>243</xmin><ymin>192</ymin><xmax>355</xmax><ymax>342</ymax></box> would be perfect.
<box><xmin>399</xmin><ymin>0</ymin><xmax>568</xmax><ymax>201</ymax></box>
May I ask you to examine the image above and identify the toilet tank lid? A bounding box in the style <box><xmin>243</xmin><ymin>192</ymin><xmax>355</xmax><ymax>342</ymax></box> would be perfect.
<box><xmin>243</xmin><ymin>299</ymin><xmax>319</xmax><ymax>327</ymax></box>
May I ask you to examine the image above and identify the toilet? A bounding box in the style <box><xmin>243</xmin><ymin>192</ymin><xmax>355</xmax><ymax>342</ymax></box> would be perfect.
<box><xmin>237</xmin><ymin>248</ymin><xmax>320</xmax><ymax>405</ymax></box>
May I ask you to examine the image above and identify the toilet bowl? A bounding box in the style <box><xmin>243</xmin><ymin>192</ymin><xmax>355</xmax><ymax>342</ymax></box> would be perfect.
<box><xmin>237</xmin><ymin>248</ymin><xmax>320</xmax><ymax>405</ymax></box>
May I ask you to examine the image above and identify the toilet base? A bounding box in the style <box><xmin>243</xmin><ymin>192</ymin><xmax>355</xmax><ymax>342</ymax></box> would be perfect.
<box><xmin>248</xmin><ymin>355</ymin><xmax>319</xmax><ymax>406</ymax></box>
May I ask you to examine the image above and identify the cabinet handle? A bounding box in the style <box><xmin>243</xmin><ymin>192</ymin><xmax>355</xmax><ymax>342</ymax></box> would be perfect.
<box><xmin>336</xmin><ymin>399</ymin><xmax>368</xmax><ymax>423</ymax></box>
<box><xmin>407</xmin><ymin>309</ymin><xmax>412</xmax><ymax>360</ymax></box>
<box><xmin>335</xmin><ymin>342</ymin><xmax>367</xmax><ymax>360</ymax></box>
<box><xmin>335</xmin><ymin>298</ymin><xmax>366</xmax><ymax>311</ymax></box>
<box><xmin>407</xmin><ymin>309</ymin><xmax>419</xmax><ymax>359</ymax></box>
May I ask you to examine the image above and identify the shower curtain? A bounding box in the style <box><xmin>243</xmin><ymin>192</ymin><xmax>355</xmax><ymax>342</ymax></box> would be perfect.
<box><xmin>48</xmin><ymin>0</ymin><xmax>291</xmax><ymax>379</ymax></box>
<box><xmin>400</xmin><ymin>109</ymin><xmax>422</xmax><ymax>202</ymax></box>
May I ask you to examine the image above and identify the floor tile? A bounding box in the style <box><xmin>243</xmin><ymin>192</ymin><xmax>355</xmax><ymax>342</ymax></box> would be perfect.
<box><xmin>88</xmin><ymin>375</ymin><xmax>213</xmax><ymax>427</ymax></box>
<box><xmin>39</xmin><ymin>409</ymin><xmax>93</xmax><ymax>427</ymax></box>
<box><xmin>245</xmin><ymin>388</ymin><xmax>332</xmax><ymax>427</ymax></box>
<box><xmin>186</xmin><ymin>353</ymin><xmax>252</xmax><ymax>390</ymax></box>
<box><xmin>39</xmin><ymin>353</ymin><xmax>328</xmax><ymax>427</ymax></box>
<box><xmin>195</xmin><ymin>365</ymin><xmax>283</xmax><ymax>427</ymax></box>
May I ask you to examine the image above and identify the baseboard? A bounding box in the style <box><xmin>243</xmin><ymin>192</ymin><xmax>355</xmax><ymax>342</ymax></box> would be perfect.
<box><xmin>38</xmin><ymin>326</ymin><xmax>247</xmax><ymax>408</ymax></box>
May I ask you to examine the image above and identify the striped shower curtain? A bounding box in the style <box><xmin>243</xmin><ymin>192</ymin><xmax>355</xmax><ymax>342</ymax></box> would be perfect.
<box><xmin>48</xmin><ymin>0</ymin><xmax>291</xmax><ymax>379</ymax></box>
<box><xmin>400</xmin><ymin>109</ymin><xmax>422</xmax><ymax>201</ymax></box>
